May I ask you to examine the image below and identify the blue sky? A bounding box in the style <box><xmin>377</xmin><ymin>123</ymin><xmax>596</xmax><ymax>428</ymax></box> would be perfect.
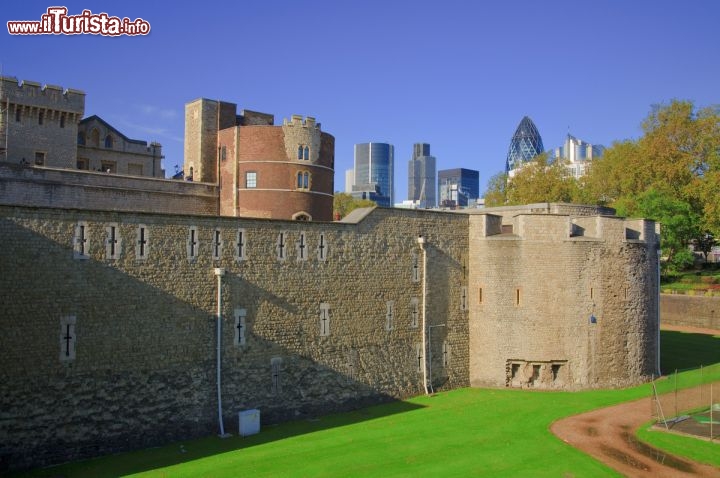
<box><xmin>2</xmin><ymin>1</ymin><xmax>719</xmax><ymax>199</ymax></box>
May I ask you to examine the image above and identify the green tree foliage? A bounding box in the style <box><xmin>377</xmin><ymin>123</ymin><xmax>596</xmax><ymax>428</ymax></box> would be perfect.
<box><xmin>483</xmin><ymin>172</ymin><xmax>508</xmax><ymax>207</ymax></box>
<box><xmin>333</xmin><ymin>192</ymin><xmax>376</xmax><ymax>219</ymax></box>
<box><xmin>486</xmin><ymin>153</ymin><xmax>581</xmax><ymax>206</ymax></box>
<box><xmin>617</xmin><ymin>188</ymin><xmax>699</xmax><ymax>271</ymax></box>
<box><xmin>583</xmin><ymin>100</ymin><xmax>720</xmax><ymax>272</ymax></box>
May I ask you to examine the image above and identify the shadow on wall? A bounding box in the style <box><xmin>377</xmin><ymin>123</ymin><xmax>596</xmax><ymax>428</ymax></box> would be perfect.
<box><xmin>0</xmin><ymin>218</ymin><xmax>424</xmax><ymax>473</ymax></box>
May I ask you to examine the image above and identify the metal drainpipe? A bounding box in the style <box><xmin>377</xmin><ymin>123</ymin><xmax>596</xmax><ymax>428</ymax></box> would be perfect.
<box><xmin>417</xmin><ymin>236</ymin><xmax>429</xmax><ymax>395</ymax></box>
<box><xmin>656</xmin><ymin>255</ymin><xmax>661</xmax><ymax>376</ymax></box>
<box><xmin>214</xmin><ymin>267</ymin><xmax>228</xmax><ymax>437</ymax></box>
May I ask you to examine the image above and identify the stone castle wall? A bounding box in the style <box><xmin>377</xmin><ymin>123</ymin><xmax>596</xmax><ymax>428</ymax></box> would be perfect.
<box><xmin>0</xmin><ymin>163</ymin><xmax>218</xmax><ymax>216</ymax></box>
<box><xmin>0</xmin><ymin>205</ymin><xmax>469</xmax><ymax>470</ymax></box>
<box><xmin>468</xmin><ymin>212</ymin><xmax>660</xmax><ymax>390</ymax></box>
<box><xmin>661</xmin><ymin>294</ymin><xmax>720</xmax><ymax>330</ymax></box>
<box><xmin>1</xmin><ymin>76</ymin><xmax>85</xmax><ymax>169</ymax></box>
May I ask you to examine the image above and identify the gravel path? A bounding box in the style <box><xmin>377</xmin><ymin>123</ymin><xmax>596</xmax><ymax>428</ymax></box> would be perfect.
<box><xmin>551</xmin><ymin>326</ymin><xmax>720</xmax><ymax>477</ymax></box>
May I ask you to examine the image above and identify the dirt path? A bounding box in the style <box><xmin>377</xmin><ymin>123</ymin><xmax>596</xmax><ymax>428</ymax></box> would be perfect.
<box><xmin>552</xmin><ymin>325</ymin><xmax>720</xmax><ymax>477</ymax></box>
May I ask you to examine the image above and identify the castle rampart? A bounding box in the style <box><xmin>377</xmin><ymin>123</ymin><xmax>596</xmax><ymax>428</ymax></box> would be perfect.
<box><xmin>0</xmin><ymin>205</ymin><xmax>469</xmax><ymax>470</ymax></box>
<box><xmin>0</xmin><ymin>203</ymin><xmax>658</xmax><ymax>471</ymax></box>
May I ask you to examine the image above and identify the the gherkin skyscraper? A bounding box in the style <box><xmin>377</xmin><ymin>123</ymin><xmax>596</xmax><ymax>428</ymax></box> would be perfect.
<box><xmin>505</xmin><ymin>116</ymin><xmax>544</xmax><ymax>174</ymax></box>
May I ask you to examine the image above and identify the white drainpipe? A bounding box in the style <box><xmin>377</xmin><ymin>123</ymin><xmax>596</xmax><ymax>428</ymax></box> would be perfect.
<box><xmin>417</xmin><ymin>236</ymin><xmax>429</xmax><ymax>395</ymax></box>
<box><xmin>214</xmin><ymin>267</ymin><xmax>228</xmax><ymax>437</ymax></box>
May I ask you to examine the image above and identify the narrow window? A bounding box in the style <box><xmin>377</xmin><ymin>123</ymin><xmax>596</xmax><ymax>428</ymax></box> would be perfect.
<box><xmin>34</xmin><ymin>152</ymin><xmax>45</xmax><ymax>166</ymax></box>
<box><xmin>297</xmin><ymin>171</ymin><xmax>303</xmax><ymax>189</ymax></box>
<box><xmin>296</xmin><ymin>231</ymin><xmax>307</xmax><ymax>261</ymax></box>
<box><xmin>385</xmin><ymin>301</ymin><xmax>394</xmax><ymax>331</ymax></box>
<box><xmin>187</xmin><ymin>226</ymin><xmax>198</xmax><ymax>261</ymax></box>
<box><xmin>415</xmin><ymin>344</ymin><xmax>424</xmax><ymax>373</ymax></box>
<box><xmin>515</xmin><ymin>288</ymin><xmax>521</xmax><ymax>306</ymax></box>
<box><xmin>77</xmin><ymin>132</ymin><xmax>85</xmax><ymax>145</ymax></box>
<box><xmin>442</xmin><ymin>341</ymin><xmax>450</xmax><ymax>368</ymax></box>
<box><xmin>213</xmin><ymin>229</ymin><xmax>222</xmax><ymax>261</ymax></box>
<box><xmin>73</xmin><ymin>221</ymin><xmax>89</xmax><ymax>260</ymax></box>
<box><xmin>234</xmin><ymin>309</ymin><xmax>247</xmax><ymax>346</ymax></box>
<box><xmin>303</xmin><ymin>172</ymin><xmax>310</xmax><ymax>189</ymax></box>
<box><xmin>297</xmin><ymin>145</ymin><xmax>303</xmax><ymax>160</ymax></box>
<box><xmin>220</xmin><ymin>145</ymin><xmax>227</xmax><ymax>161</ymax></box>
<box><xmin>246</xmin><ymin>171</ymin><xmax>257</xmax><ymax>188</ymax></box>
<box><xmin>136</xmin><ymin>225</ymin><xmax>148</xmax><ymax>260</ymax></box>
<box><xmin>90</xmin><ymin>129</ymin><xmax>100</xmax><ymax>147</ymax></box>
<box><xmin>410</xmin><ymin>297</ymin><xmax>419</xmax><ymax>328</ymax></box>
<box><xmin>105</xmin><ymin>223</ymin><xmax>121</xmax><ymax>260</ymax></box>
<box><xmin>460</xmin><ymin>286</ymin><xmax>468</xmax><ymax>311</ymax></box>
<box><xmin>59</xmin><ymin>316</ymin><xmax>77</xmax><ymax>362</ymax></box>
<box><xmin>303</xmin><ymin>146</ymin><xmax>309</xmax><ymax>160</ymax></box>
<box><xmin>15</xmin><ymin>106</ymin><xmax>21</xmax><ymax>122</ymax></box>
<box><xmin>478</xmin><ymin>287</ymin><xmax>483</xmax><ymax>304</ymax></box>
<box><xmin>235</xmin><ymin>228</ymin><xmax>246</xmax><ymax>261</ymax></box>
<box><xmin>412</xmin><ymin>253</ymin><xmax>420</xmax><ymax>283</ymax></box>
<box><xmin>347</xmin><ymin>350</ymin><xmax>358</xmax><ymax>383</ymax></box>
<box><xmin>104</xmin><ymin>135</ymin><xmax>113</xmax><ymax>148</ymax></box>
<box><xmin>271</xmin><ymin>357</ymin><xmax>282</xmax><ymax>396</ymax></box>
<box><xmin>317</xmin><ymin>233</ymin><xmax>327</xmax><ymax>261</ymax></box>
<box><xmin>38</xmin><ymin>110</ymin><xmax>44</xmax><ymax>125</ymax></box>
<box><xmin>60</xmin><ymin>113</ymin><xmax>66</xmax><ymax>128</ymax></box>
<box><xmin>276</xmin><ymin>232</ymin><xmax>286</xmax><ymax>260</ymax></box>
<box><xmin>590</xmin><ymin>288</ymin><xmax>594</xmax><ymax>300</ymax></box>
<box><xmin>319</xmin><ymin>303</ymin><xmax>330</xmax><ymax>337</ymax></box>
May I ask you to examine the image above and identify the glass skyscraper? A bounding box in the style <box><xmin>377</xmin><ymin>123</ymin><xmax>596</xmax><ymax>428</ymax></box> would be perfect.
<box><xmin>438</xmin><ymin>168</ymin><xmax>479</xmax><ymax>208</ymax></box>
<box><xmin>505</xmin><ymin>116</ymin><xmax>544</xmax><ymax>175</ymax></box>
<box><xmin>352</xmin><ymin>142</ymin><xmax>394</xmax><ymax>207</ymax></box>
<box><xmin>408</xmin><ymin>143</ymin><xmax>436</xmax><ymax>208</ymax></box>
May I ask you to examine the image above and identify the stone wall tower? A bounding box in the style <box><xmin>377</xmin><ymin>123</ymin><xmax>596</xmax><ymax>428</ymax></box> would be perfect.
<box><xmin>183</xmin><ymin>98</ymin><xmax>236</xmax><ymax>183</ymax></box>
<box><xmin>0</xmin><ymin>76</ymin><xmax>85</xmax><ymax>168</ymax></box>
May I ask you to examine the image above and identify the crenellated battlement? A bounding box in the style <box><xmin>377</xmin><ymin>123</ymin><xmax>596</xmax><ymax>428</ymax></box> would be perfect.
<box><xmin>283</xmin><ymin>114</ymin><xmax>320</xmax><ymax>129</ymax></box>
<box><xmin>472</xmin><ymin>207</ymin><xmax>658</xmax><ymax>246</ymax></box>
<box><xmin>0</xmin><ymin>76</ymin><xmax>85</xmax><ymax>114</ymax></box>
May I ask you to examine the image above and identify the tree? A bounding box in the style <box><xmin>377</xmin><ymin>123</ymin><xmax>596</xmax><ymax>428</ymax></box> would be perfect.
<box><xmin>582</xmin><ymin>100</ymin><xmax>720</xmax><ymax>270</ymax></box>
<box><xmin>483</xmin><ymin>172</ymin><xmax>508</xmax><ymax>207</ymax></box>
<box><xmin>694</xmin><ymin>232</ymin><xmax>717</xmax><ymax>263</ymax></box>
<box><xmin>333</xmin><ymin>192</ymin><xmax>376</xmax><ymax>219</ymax></box>
<box><xmin>622</xmin><ymin>188</ymin><xmax>699</xmax><ymax>273</ymax></box>
<box><xmin>503</xmin><ymin>153</ymin><xmax>581</xmax><ymax>205</ymax></box>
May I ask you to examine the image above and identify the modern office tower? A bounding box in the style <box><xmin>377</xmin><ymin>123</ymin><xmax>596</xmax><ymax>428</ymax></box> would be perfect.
<box><xmin>345</xmin><ymin>169</ymin><xmax>355</xmax><ymax>193</ymax></box>
<box><xmin>438</xmin><ymin>168</ymin><xmax>480</xmax><ymax>208</ymax></box>
<box><xmin>408</xmin><ymin>142</ymin><xmax>436</xmax><ymax>208</ymax></box>
<box><xmin>505</xmin><ymin>116</ymin><xmax>544</xmax><ymax>177</ymax></box>
<box><xmin>552</xmin><ymin>134</ymin><xmax>605</xmax><ymax>178</ymax></box>
<box><xmin>351</xmin><ymin>142</ymin><xmax>394</xmax><ymax>207</ymax></box>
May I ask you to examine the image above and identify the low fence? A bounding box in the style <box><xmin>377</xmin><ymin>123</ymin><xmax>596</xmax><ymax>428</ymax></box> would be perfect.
<box><xmin>651</xmin><ymin>364</ymin><xmax>720</xmax><ymax>441</ymax></box>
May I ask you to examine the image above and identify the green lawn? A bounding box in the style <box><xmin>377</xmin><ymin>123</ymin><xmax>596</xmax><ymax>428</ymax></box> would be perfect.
<box><xmin>15</xmin><ymin>331</ymin><xmax>720</xmax><ymax>478</ymax></box>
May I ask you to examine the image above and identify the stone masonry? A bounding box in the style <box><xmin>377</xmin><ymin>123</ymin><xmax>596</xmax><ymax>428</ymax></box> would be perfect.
<box><xmin>0</xmin><ymin>203</ymin><xmax>658</xmax><ymax>471</ymax></box>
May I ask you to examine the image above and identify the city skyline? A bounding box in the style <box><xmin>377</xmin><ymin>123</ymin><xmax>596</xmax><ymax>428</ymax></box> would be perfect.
<box><xmin>2</xmin><ymin>1</ymin><xmax>718</xmax><ymax>198</ymax></box>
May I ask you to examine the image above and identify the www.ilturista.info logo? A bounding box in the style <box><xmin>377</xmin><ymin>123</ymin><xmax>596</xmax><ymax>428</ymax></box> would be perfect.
<box><xmin>7</xmin><ymin>7</ymin><xmax>151</xmax><ymax>36</ymax></box>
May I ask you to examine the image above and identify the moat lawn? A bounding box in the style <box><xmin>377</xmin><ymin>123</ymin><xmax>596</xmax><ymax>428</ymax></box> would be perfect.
<box><xmin>16</xmin><ymin>330</ymin><xmax>720</xmax><ymax>478</ymax></box>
